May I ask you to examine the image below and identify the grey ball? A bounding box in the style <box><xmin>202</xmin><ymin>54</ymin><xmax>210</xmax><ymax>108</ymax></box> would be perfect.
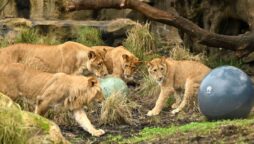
<box><xmin>198</xmin><ymin>66</ymin><xmax>254</xmax><ymax>120</ymax></box>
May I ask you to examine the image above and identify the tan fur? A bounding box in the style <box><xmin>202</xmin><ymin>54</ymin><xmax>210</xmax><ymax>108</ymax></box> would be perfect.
<box><xmin>0</xmin><ymin>63</ymin><xmax>105</xmax><ymax>137</ymax></box>
<box><xmin>92</xmin><ymin>46</ymin><xmax>114</xmax><ymax>58</ymax></box>
<box><xmin>93</xmin><ymin>46</ymin><xmax>140</xmax><ymax>80</ymax></box>
<box><xmin>147</xmin><ymin>57</ymin><xmax>211</xmax><ymax>116</ymax></box>
<box><xmin>0</xmin><ymin>41</ymin><xmax>108</xmax><ymax>77</ymax></box>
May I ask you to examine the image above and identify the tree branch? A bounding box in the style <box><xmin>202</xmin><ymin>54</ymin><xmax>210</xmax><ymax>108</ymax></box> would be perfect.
<box><xmin>64</xmin><ymin>0</ymin><xmax>254</xmax><ymax>51</ymax></box>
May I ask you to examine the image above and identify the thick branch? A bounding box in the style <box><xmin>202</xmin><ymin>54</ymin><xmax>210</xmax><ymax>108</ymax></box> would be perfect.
<box><xmin>64</xmin><ymin>0</ymin><xmax>254</xmax><ymax>51</ymax></box>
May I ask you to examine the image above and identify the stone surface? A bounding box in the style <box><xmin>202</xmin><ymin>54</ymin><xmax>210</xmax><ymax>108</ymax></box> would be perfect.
<box><xmin>0</xmin><ymin>93</ymin><xmax>70</xmax><ymax>144</ymax></box>
<box><xmin>0</xmin><ymin>18</ymin><xmax>137</xmax><ymax>44</ymax></box>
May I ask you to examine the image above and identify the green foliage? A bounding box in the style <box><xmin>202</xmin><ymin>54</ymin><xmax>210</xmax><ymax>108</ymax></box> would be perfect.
<box><xmin>123</xmin><ymin>23</ymin><xmax>158</xmax><ymax>60</ymax></box>
<box><xmin>0</xmin><ymin>108</ymin><xmax>28</xmax><ymax>144</ymax></box>
<box><xmin>108</xmin><ymin>118</ymin><xmax>254</xmax><ymax>143</ymax></box>
<box><xmin>14</xmin><ymin>29</ymin><xmax>61</xmax><ymax>45</ymax></box>
<box><xmin>15</xmin><ymin>29</ymin><xmax>40</xmax><ymax>44</ymax></box>
<box><xmin>0</xmin><ymin>37</ymin><xmax>9</xmax><ymax>48</ymax></box>
<box><xmin>205</xmin><ymin>55</ymin><xmax>244</xmax><ymax>69</ymax></box>
<box><xmin>75</xmin><ymin>26</ymin><xmax>104</xmax><ymax>46</ymax></box>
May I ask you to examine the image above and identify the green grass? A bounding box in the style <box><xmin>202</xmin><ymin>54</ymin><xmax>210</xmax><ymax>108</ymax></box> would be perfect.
<box><xmin>123</xmin><ymin>23</ymin><xmax>158</xmax><ymax>61</ymax></box>
<box><xmin>15</xmin><ymin>29</ymin><xmax>40</xmax><ymax>44</ymax></box>
<box><xmin>205</xmin><ymin>56</ymin><xmax>244</xmax><ymax>69</ymax></box>
<box><xmin>74</xmin><ymin>26</ymin><xmax>104</xmax><ymax>46</ymax></box>
<box><xmin>106</xmin><ymin>118</ymin><xmax>254</xmax><ymax>143</ymax></box>
<box><xmin>0</xmin><ymin>108</ymin><xmax>28</xmax><ymax>144</ymax></box>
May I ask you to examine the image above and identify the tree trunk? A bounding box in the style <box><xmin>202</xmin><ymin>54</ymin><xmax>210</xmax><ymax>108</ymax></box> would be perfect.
<box><xmin>64</xmin><ymin>0</ymin><xmax>254</xmax><ymax>51</ymax></box>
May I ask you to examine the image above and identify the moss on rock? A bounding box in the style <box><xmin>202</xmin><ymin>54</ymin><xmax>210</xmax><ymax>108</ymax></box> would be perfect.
<box><xmin>0</xmin><ymin>93</ymin><xmax>70</xmax><ymax>144</ymax></box>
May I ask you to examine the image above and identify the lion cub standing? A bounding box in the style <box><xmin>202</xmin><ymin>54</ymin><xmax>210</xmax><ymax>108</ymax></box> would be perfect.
<box><xmin>0</xmin><ymin>63</ymin><xmax>105</xmax><ymax>137</ymax></box>
<box><xmin>147</xmin><ymin>57</ymin><xmax>211</xmax><ymax>116</ymax></box>
<box><xmin>92</xmin><ymin>46</ymin><xmax>140</xmax><ymax>80</ymax></box>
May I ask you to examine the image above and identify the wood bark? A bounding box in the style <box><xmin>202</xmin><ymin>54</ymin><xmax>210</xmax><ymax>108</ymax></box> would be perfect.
<box><xmin>64</xmin><ymin>0</ymin><xmax>254</xmax><ymax>51</ymax></box>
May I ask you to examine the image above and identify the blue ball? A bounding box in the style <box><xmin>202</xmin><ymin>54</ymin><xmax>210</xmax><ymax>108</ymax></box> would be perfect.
<box><xmin>99</xmin><ymin>76</ymin><xmax>129</xmax><ymax>98</ymax></box>
<box><xmin>198</xmin><ymin>66</ymin><xmax>254</xmax><ymax>120</ymax></box>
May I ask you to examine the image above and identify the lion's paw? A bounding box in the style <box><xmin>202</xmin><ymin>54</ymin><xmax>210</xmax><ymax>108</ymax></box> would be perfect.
<box><xmin>147</xmin><ymin>110</ymin><xmax>159</xmax><ymax>116</ymax></box>
<box><xmin>91</xmin><ymin>129</ymin><xmax>105</xmax><ymax>137</ymax></box>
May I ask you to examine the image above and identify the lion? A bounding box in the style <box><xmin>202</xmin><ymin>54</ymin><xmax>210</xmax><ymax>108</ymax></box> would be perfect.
<box><xmin>0</xmin><ymin>41</ymin><xmax>108</xmax><ymax>77</ymax></box>
<box><xmin>0</xmin><ymin>63</ymin><xmax>105</xmax><ymax>137</ymax></box>
<box><xmin>146</xmin><ymin>57</ymin><xmax>211</xmax><ymax>116</ymax></box>
<box><xmin>92</xmin><ymin>46</ymin><xmax>113</xmax><ymax>58</ymax></box>
<box><xmin>92</xmin><ymin>46</ymin><xmax>140</xmax><ymax>80</ymax></box>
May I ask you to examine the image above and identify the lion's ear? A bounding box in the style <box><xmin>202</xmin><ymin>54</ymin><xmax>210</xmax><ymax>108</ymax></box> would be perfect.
<box><xmin>88</xmin><ymin>77</ymin><xmax>98</xmax><ymax>87</ymax></box>
<box><xmin>122</xmin><ymin>54</ymin><xmax>129</xmax><ymax>62</ymax></box>
<box><xmin>88</xmin><ymin>51</ymin><xmax>96</xmax><ymax>60</ymax></box>
<box><xmin>146</xmin><ymin>61</ymin><xmax>153</xmax><ymax>68</ymax></box>
<box><xmin>161</xmin><ymin>56</ymin><xmax>166</xmax><ymax>63</ymax></box>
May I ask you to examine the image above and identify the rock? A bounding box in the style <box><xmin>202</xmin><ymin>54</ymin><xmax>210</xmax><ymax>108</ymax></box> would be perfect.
<box><xmin>0</xmin><ymin>18</ymin><xmax>138</xmax><ymax>45</ymax></box>
<box><xmin>0</xmin><ymin>93</ymin><xmax>70</xmax><ymax>144</ymax></box>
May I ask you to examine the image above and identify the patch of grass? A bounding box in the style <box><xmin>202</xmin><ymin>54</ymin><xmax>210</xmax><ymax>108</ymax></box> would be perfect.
<box><xmin>45</xmin><ymin>108</ymin><xmax>76</xmax><ymax>126</ymax></box>
<box><xmin>100</xmin><ymin>93</ymin><xmax>140</xmax><ymax>125</ymax></box>
<box><xmin>169</xmin><ymin>45</ymin><xmax>206</xmax><ymax>62</ymax></box>
<box><xmin>138</xmin><ymin>71</ymin><xmax>160</xmax><ymax>98</ymax></box>
<box><xmin>15</xmin><ymin>29</ymin><xmax>40</xmax><ymax>44</ymax></box>
<box><xmin>0</xmin><ymin>108</ymin><xmax>28</xmax><ymax>144</ymax></box>
<box><xmin>205</xmin><ymin>55</ymin><xmax>244</xmax><ymax>69</ymax></box>
<box><xmin>0</xmin><ymin>37</ymin><xmax>10</xmax><ymax>48</ymax></box>
<box><xmin>123</xmin><ymin>23</ymin><xmax>158</xmax><ymax>60</ymax></box>
<box><xmin>110</xmin><ymin>118</ymin><xmax>254</xmax><ymax>143</ymax></box>
<box><xmin>14</xmin><ymin>29</ymin><xmax>62</xmax><ymax>45</ymax></box>
<box><xmin>75</xmin><ymin>26</ymin><xmax>104</xmax><ymax>46</ymax></box>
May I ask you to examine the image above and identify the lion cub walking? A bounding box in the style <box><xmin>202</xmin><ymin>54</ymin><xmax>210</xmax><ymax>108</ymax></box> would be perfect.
<box><xmin>0</xmin><ymin>63</ymin><xmax>105</xmax><ymax>137</ymax></box>
<box><xmin>147</xmin><ymin>57</ymin><xmax>211</xmax><ymax>116</ymax></box>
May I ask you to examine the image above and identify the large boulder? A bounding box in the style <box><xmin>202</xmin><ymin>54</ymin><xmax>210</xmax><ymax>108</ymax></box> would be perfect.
<box><xmin>0</xmin><ymin>18</ymin><xmax>138</xmax><ymax>45</ymax></box>
<box><xmin>0</xmin><ymin>93</ymin><xmax>69</xmax><ymax>144</ymax></box>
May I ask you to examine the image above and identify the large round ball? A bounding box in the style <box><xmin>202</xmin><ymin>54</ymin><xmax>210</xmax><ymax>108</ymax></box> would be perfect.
<box><xmin>198</xmin><ymin>66</ymin><xmax>254</xmax><ymax>120</ymax></box>
<box><xmin>99</xmin><ymin>76</ymin><xmax>129</xmax><ymax>98</ymax></box>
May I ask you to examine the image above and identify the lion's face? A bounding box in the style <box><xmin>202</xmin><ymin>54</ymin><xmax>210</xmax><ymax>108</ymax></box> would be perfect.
<box><xmin>121</xmin><ymin>54</ymin><xmax>140</xmax><ymax>80</ymax></box>
<box><xmin>147</xmin><ymin>57</ymin><xmax>168</xmax><ymax>85</ymax></box>
<box><xmin>66</xmin><ymin>76</ymin><xmax>105</xmax><ymax>111</ymax></box>
<box><xmin>86</xmin><ymin>77</ymin><xmax>105</xmax><ymax>104</ymax></box>
<box><xmin>87</xmin><ymin>51</ymin><xmax>108</xmax><ymax>77</ymax></box>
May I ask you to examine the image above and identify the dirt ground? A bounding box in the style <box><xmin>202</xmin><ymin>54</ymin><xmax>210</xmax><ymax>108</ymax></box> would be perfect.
<box><xmin>60</xmin><ymin>86</ymin><xmax>205</xmax><ymax>144</ymax></box>
<box><xmin>59</xmin><ymin>75</ymin><xmax>254</xmax><ymax>144</ymax></box>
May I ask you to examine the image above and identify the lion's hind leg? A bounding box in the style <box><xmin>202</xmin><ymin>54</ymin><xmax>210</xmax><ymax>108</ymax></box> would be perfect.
<box><xmin>171</xmin><ymin>78</ymin><xmax>197</xmax><ymax>114</ymax></box>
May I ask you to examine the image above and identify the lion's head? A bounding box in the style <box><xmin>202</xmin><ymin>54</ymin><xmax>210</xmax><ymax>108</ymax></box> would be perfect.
<box><xmin>64</xmin><ymin>76</ymin><xmax>104</xmax><ymax>110</ymax></box>
<box><xmin>121</xmin><ymin>54</ymin><xmax>140</xmax><ymax>80</ymax></box>
<box><xmin>147</xmin><ymin>57</ymin><xmax>168</xmax><ymax>85</ymax></box>
<box><xmin>87</xmin><ymin>51</ymin><xmax>108</xmax><ymax>77</ymax></box>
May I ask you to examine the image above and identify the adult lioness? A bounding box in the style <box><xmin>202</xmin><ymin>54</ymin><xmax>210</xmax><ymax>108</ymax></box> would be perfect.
<box><xmin>147</xmin><ymin>57</ymin><xmax>211</xmax><ymax>116</ymax></box>
<box><xmin>0</xmin><ymin>63</ymin><xmax>105</xmax><ymax>137</ymax></box>
<box><xmin>93</xmin><ymin>46</ymin><xmax>140</xmax><ymax>80</ymax></box>
<box><xmin>0</xmin><ymin>41</ymin><xmax>108</xmax><ymax>77</ymax></box>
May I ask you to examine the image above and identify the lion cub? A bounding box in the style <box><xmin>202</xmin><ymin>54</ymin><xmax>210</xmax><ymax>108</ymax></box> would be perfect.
<box><xmin>147</xmin><ymin>57</ymin><xmax>211</xmax><ymax>116</ymax></box>
<box><xmin>92</xmin><ymin>46</ymin><xmax>140</xmax><ymax>80</ymax></box>
<box><xmin>0</xmin><ymin>63</ymin><xmax>105</xmax><ymax>137</ymax></box>
<box><xmin>0</xmin><ymin>41</ymin><xmax>108</xmax><ymax>77</ymax></box>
